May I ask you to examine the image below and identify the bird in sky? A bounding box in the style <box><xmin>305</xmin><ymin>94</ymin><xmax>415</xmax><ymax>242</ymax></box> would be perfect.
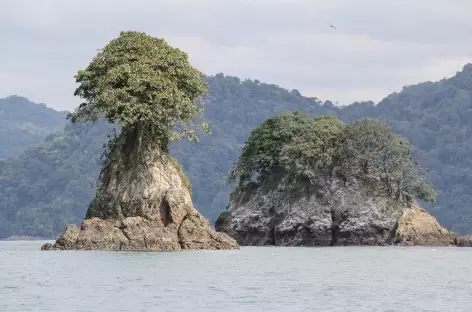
<box><xmin>330</xmin><ymin>24</ymin><xmax>336</xmax><ymax>29</ymax></box>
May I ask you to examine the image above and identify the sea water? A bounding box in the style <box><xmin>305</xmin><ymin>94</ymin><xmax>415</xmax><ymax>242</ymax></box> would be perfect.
<box><xmin>1</xmin><ymin>241</ymin><xmax>471</xmax><ymax>311</ymax></box>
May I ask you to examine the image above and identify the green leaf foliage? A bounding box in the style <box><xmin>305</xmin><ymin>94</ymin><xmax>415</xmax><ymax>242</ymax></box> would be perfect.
<box><xmin>69</xmin><ymin>31</ymin><xmax>209</xmax><ymax>154</ymax></box>
<box><xmin>280</xmin><ymin>115</ymin><xmax>343</xmax><ymax>181</ymax></box>
<box><xmin>336</xmin><ymin>119</ymin><xmax>436</xmax><ymax>203</ymax></box>
<box><xmin>228</xmin><ymin>111</ymin><xmax>314</xmax><ymax>184</ymax></box>
<box><xmin>232</xmin><ymin>114</ymin><xmax>434</xmax><ymax>204</ymax></box>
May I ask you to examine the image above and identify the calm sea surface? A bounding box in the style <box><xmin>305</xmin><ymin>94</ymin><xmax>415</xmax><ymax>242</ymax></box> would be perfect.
<box><xmin>1</xmin><ymin>241</ymin><xmax>471</xmax><ymax>312</ymax></box>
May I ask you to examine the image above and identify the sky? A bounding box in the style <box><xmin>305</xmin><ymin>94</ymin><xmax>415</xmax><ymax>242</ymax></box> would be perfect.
<box><xmin>0</xmin><ymin>0</ymin><xmax>471</xmax><ymax>111</ymax></box>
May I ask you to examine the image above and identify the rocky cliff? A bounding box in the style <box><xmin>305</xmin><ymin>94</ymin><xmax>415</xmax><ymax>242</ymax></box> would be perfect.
<box><xmin>215</xmin><ymin>177</ymin><xmax>458</xmax><ymax>247</ymax></box>
<box><xmin>42</xmin><ymin>152</ymin><xmax>238</xmax><ymax>251</ymax></box>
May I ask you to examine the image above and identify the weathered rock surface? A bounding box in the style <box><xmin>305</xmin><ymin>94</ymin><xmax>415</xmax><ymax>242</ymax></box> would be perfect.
<box><xmin>394</xmin><ymin>205</ymin><xmax>456</xmax><ymax>246</ymax></box>
<box><xmin>42</xmin><ymin>153</ymin><xmax>238</xmax><ymax>251</ymax></box>
<box><xmin>455</xmin><ymin>235</ymin><xmax>472</xmax><ymax>247</ymax></box>
<box><xmin>215</xmin><ymin>178</ymin><xmax>459</xmax><ymax>247</ymax></box>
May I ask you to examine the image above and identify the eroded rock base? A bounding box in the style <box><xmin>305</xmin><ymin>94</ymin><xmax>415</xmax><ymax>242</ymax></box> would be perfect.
<box><xmin>394</xmin><ymin>206</ymin><xmax>456</xmax><ymax>246</ymax></box>
<box><xmin>41</xmin><ymin>149</ymin><xmax>239</xmax><ymax>251</ymax></box>
<box><xmin>42</xmin><ymin>212</ymin><xmax>238</xmax><ymax>251</ymax></box>
<box><xmin>455</xmin><ymin>236</ymin><xmax>472</xmax><ymax>247</ymax></box>
<box><xmin>215</xmin><ymin>182</ymin><xmax>459</xmax><ymax>247</ymax></box>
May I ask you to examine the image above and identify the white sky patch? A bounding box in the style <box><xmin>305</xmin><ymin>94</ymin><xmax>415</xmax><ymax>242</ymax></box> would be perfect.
<box><xmin>0</xmin><ymin>0</ymin><xmax>471</xmax><ymax>110</ymax></box>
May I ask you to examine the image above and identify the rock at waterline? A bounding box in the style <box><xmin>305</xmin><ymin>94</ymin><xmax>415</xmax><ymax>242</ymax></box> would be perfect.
<box><xmin>41</xmin><ymin>154</ymin><xmax>239</xmax><ymax>251</ymax></box>
<box><xmin>455</xmin><ymin>235</ymin><xmax>472</xmax><ymax>247</ymax></box>
<box><xmin>394</xmin><ymin>205</ymin><xmax>456</xmax><ymax>246</ymax></box>
<box><xmin>215</xmin><ymin>178</ymin><xmax>460</xmax><ymax>247</ymax></box>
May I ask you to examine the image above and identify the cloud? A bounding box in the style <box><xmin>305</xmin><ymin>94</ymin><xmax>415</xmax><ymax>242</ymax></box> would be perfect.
<box><xmin>0</xmin><ymin>0</ymin><xmax>470</xmax><ymax>109</ymax></box>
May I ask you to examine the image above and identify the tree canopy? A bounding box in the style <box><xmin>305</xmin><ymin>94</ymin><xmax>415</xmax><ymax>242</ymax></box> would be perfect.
<box><xmin>68</xmin><ymin>31</ymin><xmax>210</xmax><ymax>155</ymax></box>
<box><xmin>230</xmin><ymin>114</ymin><xmax>435</xmax><ymax>204</ymax></box>
<box><xmin>228</xmin><ymin>111</ymin><xmax>314</xmax><ymax>184</ymax></box>
<box><xmin>337</xmin><ymin>119</ymin><xmax>436</xmax><ymax>203</ymax></box>
<box><xmin>280</xmin><ymin>115</ymin><xmax>343</xmax><ymax>182</ymax></box>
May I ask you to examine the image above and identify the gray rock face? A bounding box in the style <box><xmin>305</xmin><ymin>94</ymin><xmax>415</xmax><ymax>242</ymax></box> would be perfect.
<box><xmin>215</xmin><ymin>177</ymin><xmax>456</xmax><ymax>247</ymax></box>
<box><xmin>42</xmin><ymin>152</ymin><xmax>238</xmax><ymax>251</ymax></box>
<box><xmin>455</xmin><ymin>235</ymin><xmax>472</xmax><ymax>247</ymax></box>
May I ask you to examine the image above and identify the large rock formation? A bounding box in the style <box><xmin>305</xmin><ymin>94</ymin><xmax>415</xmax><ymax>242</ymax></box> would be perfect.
<box><xmin>215</xmin><ymin>177</ymin><xmax>459</xmax><ymax>247</ymax></box>
<box><xmin>42</xmin><ymin>152</ymin><xmax>238</xmax><ymax>251</ymax></box>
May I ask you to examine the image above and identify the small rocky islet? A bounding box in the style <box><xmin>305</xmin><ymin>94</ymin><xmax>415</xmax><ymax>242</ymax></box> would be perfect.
<box><xmin>215</xmin><ymin>113</ymin><xmax>472</xmax><ymax>248</ymax></box>
<box><xmin>42</xmin><ymin>152</ymin><xmax>238</xmax><ymax>251</ymax></box>
<box><xmin>41</xmin><ymin>31</ymin><xmax>238</xmax><ymax>251</ymax></box>
<box><xmin>215</xmin><ymin>179</ymin><xmax>470</xmax><ymax>247</ymax></box>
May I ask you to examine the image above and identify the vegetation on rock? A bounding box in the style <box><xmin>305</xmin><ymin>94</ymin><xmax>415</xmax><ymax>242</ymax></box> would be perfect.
<box><xmin>38</xmin><ymin>31</ymin><xmax>239</xmax><ymax>251</ymax></box>
<box><xmin>69</xmin><ymin>30</ymin><xmax>210</xmax><ymax>221</ymax></box>
<box><xmin>168</xmin><ymin>156</ymin><xmax>192</xmax><ymax>195</ymax></box>
<box><xmin>69</xmin><ymin>30</ymin><xmax>210</xmax><ymax>161</ymax></box>
<box><xmin>280</xmin><ymin>115</ymin><xmax>343</xmax><ymax>184</ymax></box>
<box><xmin>230</xmin><ymin>113</ymin><xmax>435</xmax><ymax>204</ymax></box>
<box><xmin>337</xmin><ymin>119</ymin><xmax>436</xmax><ymax>203</ymax></box>
<box><xmin>228</xmin><ymin>111</ymin><xmax>315</xmax><ymax>184</ymax></box>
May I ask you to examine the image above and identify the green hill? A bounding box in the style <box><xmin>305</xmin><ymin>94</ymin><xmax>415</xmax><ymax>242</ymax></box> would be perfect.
<box><xmin>0</xmin><ymin>121</ymin><xmax>111</xmax><ymax>238</ymax></box>
<box><xmin>0</xmin><ymin>65</ymin><xmax>471</xmax><ymax>238</ymax></box>
<box><xmin>0</xmin><ymin>96</ymin><xmax>68</xmax><ymax>159</ymax></box>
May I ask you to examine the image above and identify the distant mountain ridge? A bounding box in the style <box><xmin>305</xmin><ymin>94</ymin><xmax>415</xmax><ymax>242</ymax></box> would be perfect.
<box><xmin>0</xmin><ymin>64</ymin><xmax>471</xmax><ymax>238</ymax></box>
<box><xmin>0</xmin><ymin>96</ymin><xmax>68</xmax><ymax>158</ymax></box>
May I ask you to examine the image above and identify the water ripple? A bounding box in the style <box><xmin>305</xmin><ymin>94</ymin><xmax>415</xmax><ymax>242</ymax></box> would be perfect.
<box><xmin>1</xmin><ymin>242</ymin><xmax>471</xmax><ymax>311</ymax></box>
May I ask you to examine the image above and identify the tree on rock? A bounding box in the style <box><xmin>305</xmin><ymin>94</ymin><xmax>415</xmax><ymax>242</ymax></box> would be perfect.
<box><xmin>41</xmin><ymin>31</ymin><xmax>238</xmax><ymax>251</ymax></box>
<box><xmin>336</xmin><ymin>119</ymin><xmax>436</xmax><ymax>203</ymax></box>
<box><xmin>228</xmin><ymin>113</ymin><xmax>435</xmax><ymax>205</ymax></box>
<box><xmin>69</xmin><ymin>30</ymin><xmax>210</xmax><ymax>160</ymax></box>
<box><xmin>228</xmin><ymin>111</ymin><xmax>313</xmax><ymax>185</ymax></box>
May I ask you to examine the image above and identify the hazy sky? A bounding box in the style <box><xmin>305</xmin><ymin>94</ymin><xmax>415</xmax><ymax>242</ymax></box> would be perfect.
<box><xmin>1</xmin><ymin>0</ymin><xmax>471</xmax><ymax>110</ymax></box>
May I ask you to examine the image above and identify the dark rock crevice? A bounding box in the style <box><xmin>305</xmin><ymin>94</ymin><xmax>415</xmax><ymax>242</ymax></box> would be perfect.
<box><xmin>267</xmin><ymin>206</ymin><xmax>277</xmax><ymax>245</ymax></box>
<box><xmin>329</xmin><ymin>207</ymin><xmax>343</xmax><ymax>246</ymax></box>
<box><xmin>177</xmin><ymin>213</ymin><xmax>190</xmax><ymax>249</ymax></box>
<box><xmin>160</xmin><ymin>199</ymin><xmax>172</xmax><ymax>227</ymax></box>
<box><xmin>119</xmin><ymin>223</ymin><xmax>132</xmax><ymax>242</ymax></box>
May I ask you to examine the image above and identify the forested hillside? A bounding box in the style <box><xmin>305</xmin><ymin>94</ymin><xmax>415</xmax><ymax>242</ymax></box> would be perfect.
<box><xmin>0</xmin><ymin>65</ymin><xmax>471</xmax><ymax>238</ymax></box>
<box><xmin>0</xmin><ymin>121</ymin><xmax>111</xmax><ymax>237</ymax></box>
<box><xmin>0</xmin><ymin>96</ymin><xmax>68</xmax><ymax>159</ymax></box>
